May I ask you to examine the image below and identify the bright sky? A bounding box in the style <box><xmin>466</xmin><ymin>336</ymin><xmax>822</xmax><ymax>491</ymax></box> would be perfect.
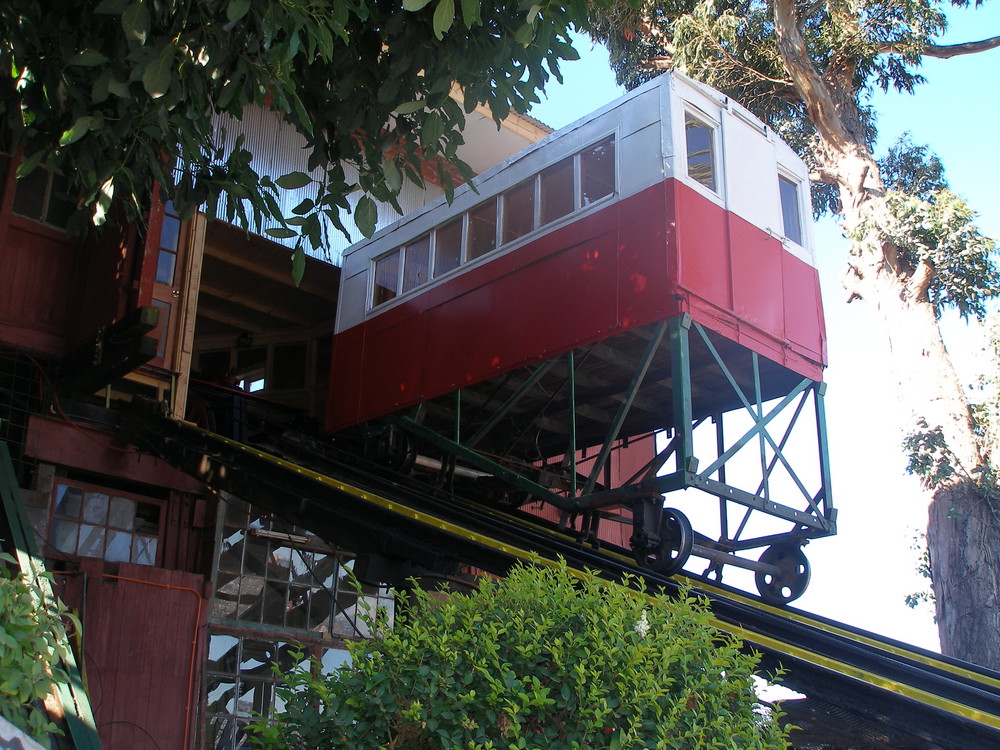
<box><xmin>527</xmin><ymin>5</ymin><xmax>1000</xmax><ymax>652</ymax></box>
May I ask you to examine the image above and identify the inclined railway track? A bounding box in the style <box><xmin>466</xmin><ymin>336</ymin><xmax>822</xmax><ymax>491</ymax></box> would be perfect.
<box><xmin>119</xmin><ymin>410</ymin><xmax>1000</xmax><ymax>749</ymax></box>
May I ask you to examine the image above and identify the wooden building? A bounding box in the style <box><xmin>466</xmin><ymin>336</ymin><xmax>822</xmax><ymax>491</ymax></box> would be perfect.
<box><xmin>0</xmin><ymin>99</ymin><xmax>547</xmax><ymax>749</ymax></box>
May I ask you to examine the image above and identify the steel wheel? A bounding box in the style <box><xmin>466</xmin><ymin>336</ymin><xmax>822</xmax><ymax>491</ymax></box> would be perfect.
<box><xmin>755</xmin><ymin>544</ymin><xmax>810</xmax><ymax>605</ymax></box>
<box><xmin>636</xmin><ymin>507</ymin><xmax>693</xmax><ymax>576</ymax></box>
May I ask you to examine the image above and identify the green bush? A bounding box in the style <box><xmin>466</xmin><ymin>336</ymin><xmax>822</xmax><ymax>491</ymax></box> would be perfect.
<box><xmin>0</xmin><ymin>554</ymin><xmax>74</xmax><ymax>740</ymax></box>
<box><xmin>251</xmin><ymin>560</ymin><xmax>789</xmax><ymax>749</ymax></box>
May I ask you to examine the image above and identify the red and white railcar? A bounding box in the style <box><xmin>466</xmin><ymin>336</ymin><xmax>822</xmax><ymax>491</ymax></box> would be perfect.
<box><xmin>327</xmin><ymin>72</ymin><xmax>835</xmax><ymax>603</ymax></box>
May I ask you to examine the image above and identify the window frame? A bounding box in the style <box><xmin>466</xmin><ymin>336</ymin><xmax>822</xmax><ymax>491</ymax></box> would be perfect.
<box><xmin>777</xmin><ymin>172</ymin><xmax>804</xmax><ymax>246</ymax></box>
<box><xmin>368</xmin><ymin>133</ymin><xmax>618</xmax><ymax>311</ymax></box>
<box><xmin>682</xmin><ymin>108</ymin><xmax>720</xmax><ymax>196</ymax></box>
<box><xmin>47</xmin><ymin>478</ymin><xmax>165</xmax><ymax>567</ymax></box>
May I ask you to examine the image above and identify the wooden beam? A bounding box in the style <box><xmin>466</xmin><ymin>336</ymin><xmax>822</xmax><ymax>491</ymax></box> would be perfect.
<box><xmin>203</xmin><ymin>242</ymin><xmax>337</xmax><ymax>300</ymax></box>
<box><xmin>198</xmin><ymin>282</ymin><xmax>314</xmax><ymax>326</ymax></box>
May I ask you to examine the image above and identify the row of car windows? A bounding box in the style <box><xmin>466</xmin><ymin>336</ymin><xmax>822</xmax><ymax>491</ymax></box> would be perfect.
<box><xmin>371</xmin><ymin>135</ymin><xmax>616</xmax><ymax>309</ymax></box>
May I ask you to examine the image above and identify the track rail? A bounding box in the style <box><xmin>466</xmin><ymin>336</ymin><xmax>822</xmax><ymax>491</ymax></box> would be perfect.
<box><xmin>119</xmin><ymin>410</ymin><xmax>1000</xmax><ymax>749</ymax></box>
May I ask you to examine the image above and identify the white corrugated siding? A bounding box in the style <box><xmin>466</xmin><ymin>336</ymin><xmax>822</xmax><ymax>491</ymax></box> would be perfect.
<box><xmin>210</xmin><ymin>107</ymin><xmax>442</xmax><ymax>267</ymax></box>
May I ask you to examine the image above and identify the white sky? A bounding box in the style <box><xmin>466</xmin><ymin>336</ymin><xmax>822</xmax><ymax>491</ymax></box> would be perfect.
<box><xmin>526</xmin><ymin>5</ymin><xmax>1000</xmax><ymax>652</ymax></box>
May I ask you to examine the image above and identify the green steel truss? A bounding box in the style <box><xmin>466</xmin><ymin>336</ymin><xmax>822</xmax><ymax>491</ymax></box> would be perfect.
<box><xmin>376</xmin><ymin>314</ymin><xmax>836</xmax><ymax>596</ymax></box>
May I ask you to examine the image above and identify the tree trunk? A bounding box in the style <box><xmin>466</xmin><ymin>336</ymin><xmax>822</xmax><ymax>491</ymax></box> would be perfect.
<box><xmin>841</xmin><ymin>194</ymin><xmax>998</xmax><ymax>668</ymax></box>
<box><xmin>929</xmin><ymin>480</ymin><xmax>1000</xmax><ymax>666</ymax></box>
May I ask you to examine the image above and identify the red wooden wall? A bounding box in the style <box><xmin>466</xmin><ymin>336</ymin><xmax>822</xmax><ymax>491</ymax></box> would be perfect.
<box><xmin>54</xmin><ymin>560</ymin><xmax>208</xmax><ymax>750</ymax></box>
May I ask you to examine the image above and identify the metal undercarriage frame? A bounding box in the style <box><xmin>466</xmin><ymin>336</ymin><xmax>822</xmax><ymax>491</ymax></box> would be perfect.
<box><xmin>365</xmin><ymin>314</ymin><xmax>836</xmax><ymax>604</ymax></box>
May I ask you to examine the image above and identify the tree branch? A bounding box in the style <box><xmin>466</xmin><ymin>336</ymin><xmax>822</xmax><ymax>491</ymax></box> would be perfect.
<box><xmin>878</xmin><ymin>36</ymin><xmax>1000</xmax><ymax>59</ymax></box>
<box><xmin>923</xmin><ymin>36</ymin><xmax>1000</xmax><ymax>59</ymax></box>
<box><xmin>771</xmin><ymin>0</ymin><xmax>854</xmax><ymax>153</ymax></box>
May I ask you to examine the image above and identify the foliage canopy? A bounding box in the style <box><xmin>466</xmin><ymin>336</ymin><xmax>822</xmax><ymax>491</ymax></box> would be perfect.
<box><xmin>0</xmin><ymin>0</ymin><xmax>585</xmax><ymax>265</ymax></box>
<box><xmin>0</xmin><ymin>555</ymin><xmax>75</xmax><ymax>740</ymax></box>
<box><xmin>250</xmin><ymin>561</ymin><xmax>789</xmax><ymax>750</ymax></box>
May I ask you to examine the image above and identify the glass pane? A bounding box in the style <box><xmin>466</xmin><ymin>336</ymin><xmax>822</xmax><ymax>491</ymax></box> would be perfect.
<box><xmin>206</xmin><ymin>677</ymin><xmax>239</xmax><ymax>716</ymax></box>
<box><xmin>581</xmin><ymin>137</ymin><xmax>616</xmax><ymax>205</ymax></box>
<box><xmin>151</xmin><ymin>299</ymin><xmax>170</xmax><ymax>359</ymax></box>
<box><xmin>209</xmin><ymin>714</ymin><xmax>239</xmax><ymax>750</ymax></box>
<box><xmin>50</xmin><ymin>519</ymin><xmax>79</xmax><ymax>555</ymax></box>
<box><xmin>54</xmin><ymin>485</ymin><xmax>83</xmax><ymax>519</ymax></box>
<box><xmin>434</xmin><ymin>217</ymin><xmax>463</xmax><ymax>277</ymax></box>
<box><xmin>78</xmin><ymin>524</ymin><xmax>106</xmax><ymax>559</ymax></box>
<box><xmin>401</xmin><ymin>235</ymin><xmax>431</xmax><ymax>293</ymax></box>
<box><xmin>45</xmin><ymin>171</ymin><xmax>75</xmax><ymax>229</ymax></box>
<box><xmin>105</xmin><ymin>530</ymin><xmax>132</xmax><ymax>562</ymax></box>
<box><xmin>207</xmin><ymin>634</ymin><xmax>240</xmax><ymax>670</ymax></box>
<box><xmin>159</xmin><ymin>212</ymin><xmax>181</xmax><ymax>252</ymax></box>
<box><xmin>219</xmin><ymin>526</ymin><xmax>246</xmax><ymax>574</ymax></box>
<box><xmin>238</xmin><ymin>576</ymin><xmax>265</xmax><ymax>623</ymax></box>
<box><xmin>539</xmin><ymin>157</ymin><xmax>575</xmax><ymax>225</ymax></box>
<box><xmin>11</xmin><ymin>168</ymin><xmax>48</xmax><ymax>220</ymax></box>
<box><xmin>685</xmin><ymin>114</ymin><xmax>716</xmax><ymax>192</ymax></box>
<box><xmin>373</xmin><ymin>250</ymin><xmax>400</xmax><ymax>306</ymax></box>
<box><xmin>133</xmin><ymin>534</ymin><xmax>157</xmax><ymax>566</ymax></box>
<box><xmin>288</xmin><ymin>549</ymin><xmax>313</xmax><ymax>581</ymax></box>
<box><xmin>239</xmin><ymin>639</ymin><xmax>275</xmax><ymax>675</ymax></box>
<box><xmin>108</xmin><ymin>496</ymin><xmax>136</xmax><ymax>530</ymax></box>
<box><xmin>285</xmin><ymin>585</ymin><xmax>311</xmax><ymax>629</ymax></box>
<box><xmin>135</xmin><ymin>501</ymin><xmax>161</xmax><ymax>535</ymax></box>
<box><xmin>211</xmin><ymin>587</ymin><xmax>239</xmax><ymax>621</ymax></box>
<box><xmin>266</xmin><ymin>543</ymin><xmax>293</xmax><ymax>582</ymax></box>
<box><xmin>262</xmin><ymin>581</ymin><xmax>289</xmax><ymax>627</ymax></box>
<box><xmin>779</xmin><ymin>176</ymin><xmax>802</xmax><ymax>244</ymax></box>
<box><xmin>82</xmin><ymin>492</ymin><xmax>109</xmax><ymax>524</ymax></box>
<box><xmin>156</xmin><ymin>248</ymin><xmax>178</xmax><ymax>285</ymax></box>
<box><xmin>467</xmin><ymin>200</ymin><xmax>497</xmax><ymax>260</ymax></box>
<box><xmin>502</xmin><ymin>179</ymin><xmax>536</xmax><ymax>244</ymax></box>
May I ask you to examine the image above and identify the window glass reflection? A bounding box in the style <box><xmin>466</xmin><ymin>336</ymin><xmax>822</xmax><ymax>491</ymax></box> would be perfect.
<box><xmin>540</xmin><ymin>157</ymin><xmax>575</xmax><ymax>225</ymax></box>
<box><xmin>581</xmin><ymin>137</ymin><xmax>615</xmax><ymax>205</ymax></box>
<box><xmin>502</xmin><ymin>180</ymin><xmax>536</xmax><ymax>244</ymax></box>
<box><xmin>685</xmin><ymin>113</ymin><xmax>716</xmax><ymax>192</ymax></box>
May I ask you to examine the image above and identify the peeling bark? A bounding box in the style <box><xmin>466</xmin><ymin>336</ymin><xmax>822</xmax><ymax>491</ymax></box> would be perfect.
<box><xmin>929</xmin><ymin>481</ymin><xmax>1000</xmax><ymax>666</ymax></box>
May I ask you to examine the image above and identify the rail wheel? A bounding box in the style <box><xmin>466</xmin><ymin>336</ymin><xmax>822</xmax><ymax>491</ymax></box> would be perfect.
<box><xmin>755</xmin><ymin>544</ymin><xmax>810</xmax><ymax>605</ymax></box>
<box><xmin>365</xmin><ymin>427</ymin><xmax>417</xmax><ymax>474</ymax></box>
<box><xmin>635</xmin><ymin>507</ymin><xmax>692</xmax><ymax>576</ymax></box>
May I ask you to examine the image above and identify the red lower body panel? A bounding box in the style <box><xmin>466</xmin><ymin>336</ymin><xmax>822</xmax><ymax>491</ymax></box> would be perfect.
<box><xmin>326</xmin><ymin>180</ymin><xmax>825</xmax><ymax>433</ymax></box>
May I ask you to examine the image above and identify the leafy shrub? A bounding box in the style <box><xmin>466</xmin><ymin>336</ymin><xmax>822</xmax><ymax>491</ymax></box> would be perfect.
<box><xmin>251</xmin><ymin>560</ymin><xmax>788</xmax><ymax>749</ymax></box>
<box><xmin>0</xmin><ymin>554</ymin><xmax>75</xmax><ymax>740</ymax></box>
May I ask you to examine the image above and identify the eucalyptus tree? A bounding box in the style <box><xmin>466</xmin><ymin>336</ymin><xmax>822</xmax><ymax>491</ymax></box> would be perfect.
<box><xmin>0</xmin><ymin>0</ymin><xmax>584</xmax><ymax>277</ymax></box>
<box><xmin>589</xmin><ymin>0</ymin><xmax>1000</xmax><ymax>665</ymax></box>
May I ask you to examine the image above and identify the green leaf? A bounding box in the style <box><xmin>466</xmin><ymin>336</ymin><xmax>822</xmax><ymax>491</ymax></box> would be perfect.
<box><xmin>421</xmin><ymin>112</ymin><xmax>444</xmax><ymax>148</ymax></box>
<box><xmin>395</xmin><ymin>100</ymin><xmax>427</xmax><ymax>115</ymax></box>
<box><xmin>514</xmin><ymin>23</ymin><xmax>535</xmax><ymax>46</ymax></box>
<box><xmin>291</xmin><ymin>246</ymin><xmax>306</xmax><ymax>287</ymax></box>
<box><xmin>121</xmin><ymin>2</ymin><xmax>151</xmax><ymax>45</ymax></box>
<box><xmin>59</xmin><ymin>116</ymin><xmax>96</xmax><ymax>146</ymax></box>
<box><xmin>70</xmin><ymin>50</ymin><xmax>109</xmax><ymax>67</ymax></box>
<box><xmin>402</xmin><ymin>0</ymin><xmax>433</xmax><ymax>10</ymax></box>
<box><xmin>226</xmin><ymin>0</ymin><xmax>252</xmax><ymax>22</ymax></box>
<box><xmin>432</xmin><ymin>0</ymin><xmax>455</xmax><ymax>39</ymax></box>
<box><xmin>108</xmin><ymin>75</ymin><xmax>130</xmax><ymax>98</ymax></box>
<box><xmin>142</xmin><ymin>44</ymin><xmax>174</xmax><ymax>98</ymax></box>
<box><xmin>266</xmin><ymin>227</ymin><xmax>297</xmax><ymax>239</ymax></box>
<box><xmin>276</xmin><ymin>171</ymin><xmax>312</xmax><ymax>189</ymax></box>
<box><xmin>383</xmin><ymin>159</ymin><xmax>403</xmax><ymax>194</ymax></box>
<box><xmin>460</xmin><ymin>0</ymin><xmax>481</xmax><ymax>27</ymax></box>
<box><xmin>355</xmin><ymin>196</ymin><xmax>378</xmax><ymax>238</ymax></box>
